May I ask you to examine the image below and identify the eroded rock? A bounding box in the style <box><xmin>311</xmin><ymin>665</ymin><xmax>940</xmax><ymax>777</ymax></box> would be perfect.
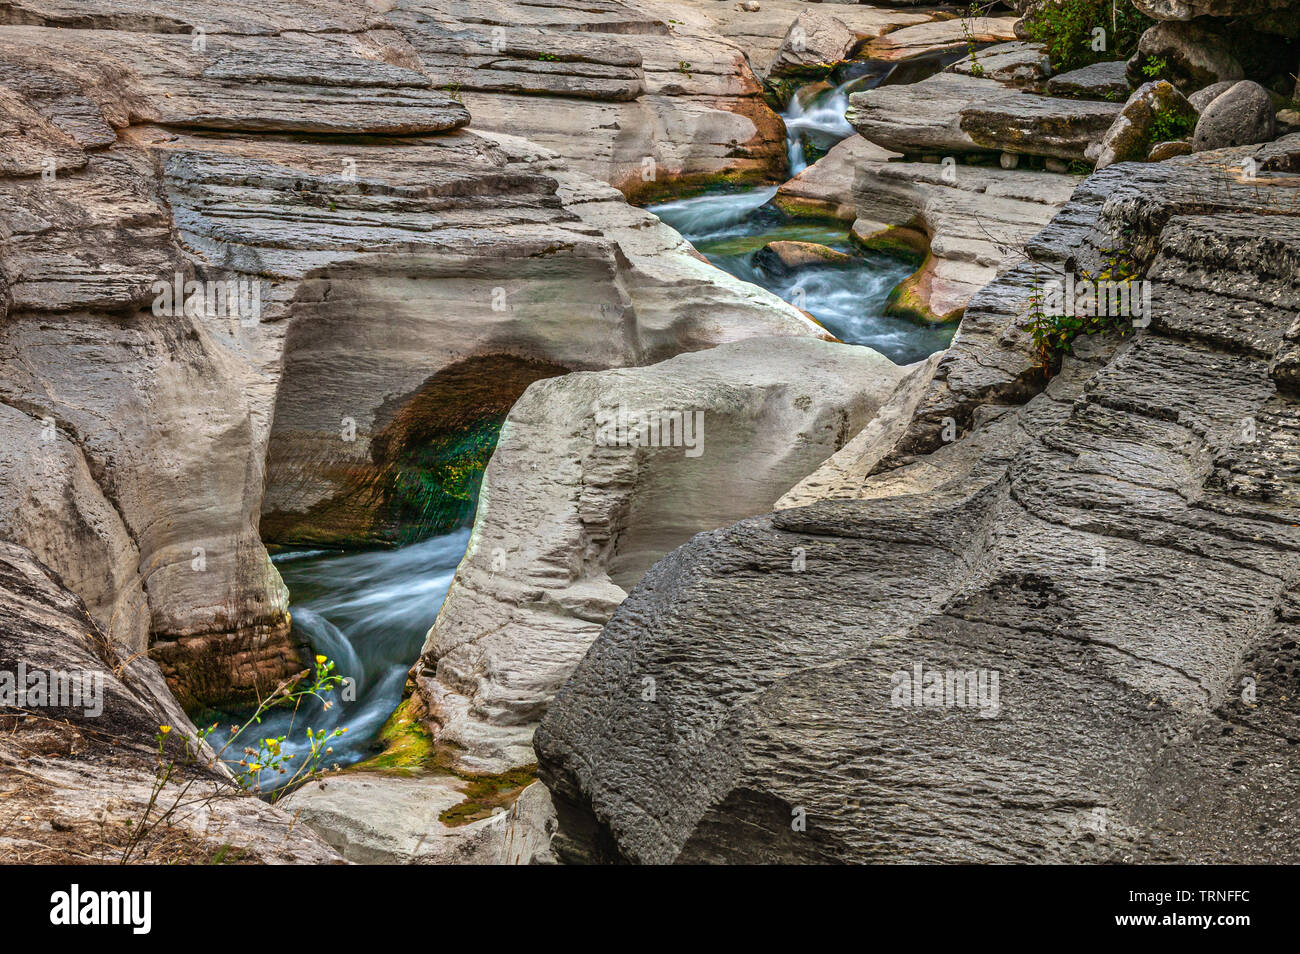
<box><xmin>1192</xmin><ymin>79</ymin><xmax>1277</xmax><ymax>151</ymax></box>
<box><xmin>536</xmin><ymin>140</ymin><xmax>1300</xmax><ymax>865</ymax></box>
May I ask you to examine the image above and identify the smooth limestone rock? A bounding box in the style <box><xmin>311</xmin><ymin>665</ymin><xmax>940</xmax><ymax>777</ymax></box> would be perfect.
<box><xmin>536</xmin><ymin>140</ymin><xmax>1300</xmax><ymax>865</ymax></box>
<box><xmin>0</xmin><ymin>541</ymin><xmax>341</xmax><ymax>864</ymax></box>
<box><xmin>773</xmin><ymin>134</ymin><xmax>899</xmax><ymax>221</ymax></box>
<box><xmin>0</xmin><ymin>7</ymin><xmax>823</xmax><ymax>713</ymax></box>
<box><xmin>1045</xmin><ymin>60</ymin><xmax>1131</xmax><ymax>101</ymax></box>
<box><xmin>1192</xmin><ymin>80</ymin><xmax>1277</xmax><ymax>152</ymax></box>
<box><xmin>382</xmin><ymin>0</ymin><xmax>794</xmax><ymax>198</ymax></box>
<box><xmin>863</xmin><ymin>17</ymin><xmax>1019</xmax><ymax>62</ymax></box>
<box><xmin>414</xmin><ymin>337</ymin><xmax>920</xmax><ymax>775</ymax></box>
<box><xmin>847</xmin><ymin>71</ymin><xmax>992</xmax><ymax>155</ymax></box>
<box><xmin>850</xmin><ymin>160</ymin><xmax>1080</xmax><ymax>321</ymax></box>
<box><xmin>666</xmin><ymin>0</ymin><xmax>934</xmax><ymax>80</ymax></box>
<box><xmin>1095</xmin><ymin>81</ymin><xmax>1197</xmax><ymax>170</ymax></box>
<box><xmin>1127</xmin><ymin>20</ymin><xmax>1244</xmax><ymax>93</ymax></box>
<box><xmin>292</xmin><ymin>773</ymin><xmax>557</xmax><ymax>864</ymax></box>
<box><xmin>945</xmin><ymin>41</ymin><xmax>1051</xmax><ymax>86</ymax></box>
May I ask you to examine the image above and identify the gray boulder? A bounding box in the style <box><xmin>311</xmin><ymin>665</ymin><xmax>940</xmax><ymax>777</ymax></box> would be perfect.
<box><xmin>1127</xmin><ymin>21</ymin><xmax>1243</xmax><ymax>93</ymax></box>
<box><xmin>536</xmin><ymin>140</ymin><xmax>1300</xmax><ymax>865</ymax></box>
<box><xmin>1188</xmin><ymin>80</ymin><xmax>1235</xmax><ymax>112</ymax></box>
<box><xmin>1045</xmin><ymin>60</ymin><xmax>1131</xmax><ymax>101</ymax></box>
<box><xmin>1192</xmin><ymin>80</ymin><xmax>1277</xmax><ymax>152</ymax></box>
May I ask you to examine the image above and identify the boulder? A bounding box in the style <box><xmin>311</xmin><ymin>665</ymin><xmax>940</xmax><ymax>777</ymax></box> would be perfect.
<box><xmin>945</xmin><ymin>42</ymin><xmax>1051</xmax><ymax>86</ymax></box>
<box><xmin>1192</xmin><ymin>80</ymin><xmax>1277</xmax><ymax>151</ymax></box>
<box><xmin>413</xmin><ymin>337</ymin><xmax>921</xmax><ymax>774</ymax></box>
<box><xmin>863</xmin><ymin>16</ymin><xmax>1019</xmax><ymax>62</ymax></box>
<box><xmin>1132</xmin><ymin>0</ymin><xmax>1300</xmax><ymax>38</ymax></box>
<box><xmin>766</xmin><ymin>9</ymin><xmax>862</xmax><ymax>80</ymax></box>
<box><xmin>1095</xmin><ymin>80</ymin><xmax>1198</xmax><ymax>170</ymax></box>
<box><xmin>536</xmin><ymin>141</ymin><xmax>1300</xmax><ymax>865</ymax></box>
<box><xmin>1148</xmin><ymin>139</ymin><xmax>1193</xmax><ymax>160</ymax></box>
<box><xmin>847</xmin><ymin>71</ymin><xmax>994</xmax><ymax>155</ymax></box>
<box><xmin>1046</xmin><ymin>60</ymin><xmax>1131</xmax><ymax>101</ymax></box>
<box><xmin>1127</xmin><ymin>20</ymin><xmax>1243</xmax><ymax>93</ymax></box>
<box><xmin>1188</xmin><ymin>79</ymin><xmax>1235</xmax><ymax>112</ymax></box>
<box><xmin>959</xmin><ymin>91</ymin><xmax>1123</xmax><ymax>162</ymax></box>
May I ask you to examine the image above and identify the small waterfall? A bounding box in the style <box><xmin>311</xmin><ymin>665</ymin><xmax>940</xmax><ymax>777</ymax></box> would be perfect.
<box><xmin>781</xmin><ymin>78</ymin><xmax>857</xmax><ymax>176</ymax></box>
<box><xmin>207</xmin><ymin>528</ymin><xmax>471</xmax><ymax>789</ymax></box>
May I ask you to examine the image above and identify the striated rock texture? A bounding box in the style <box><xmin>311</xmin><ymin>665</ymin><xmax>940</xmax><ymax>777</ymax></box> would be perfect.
<box><xmin>536</xmin><ymin>138</ymin><xmax>1300</xmax><ymax>864</ymax></box>
<box><xmin>414</xmin><ymin>337</ymin><xmax>923</xmax><ymax>774</ymax></box>
<box><xmin>0</xmin><ymin>0</ymin><xmax>822</xmax><ymax>709</ymax></box>
<box><xmin>0</xmin><ymin>541</ymin><xmax>341</xmax><ymax>863</ymax></box>
<box><xmin>848</xmin><ymin>71</ymin><xmax>1121</xmax><ymax>163</ymax></box>
<box><xmin>851</xmin><ymin>157</ymin><xmax>1079</xmax><ymax>322</ymax></box>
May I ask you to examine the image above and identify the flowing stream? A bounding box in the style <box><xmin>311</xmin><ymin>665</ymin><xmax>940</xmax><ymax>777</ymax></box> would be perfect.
<box><xmin>647</xmin><ymin>57</ymin><xmax>975</xmax><ymax>365</ymax></box>
<box><xmin>209</xmin><ymin>528</ymin><xmax>470</xmax><ymax>788</ymax></box>
<box><xmin>213</xmin><ymin>57</ymin><xmax>969</xmax><ymax>790</ymax></box>
<box><xmin>649</xmin><ymin>190</ymin><xmax>952</xmax><ymax>364</ymax></box>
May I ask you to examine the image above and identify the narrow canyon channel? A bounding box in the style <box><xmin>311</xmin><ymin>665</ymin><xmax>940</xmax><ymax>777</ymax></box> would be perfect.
<box><xmin>214</xmin><ymin>70</ymin><xmax>962</xmax><ymax>785</ymax></box>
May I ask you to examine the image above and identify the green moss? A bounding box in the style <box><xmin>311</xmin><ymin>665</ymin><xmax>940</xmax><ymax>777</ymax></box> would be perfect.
<box><xmin>438</xmin><ymin>764</ymin><xmax>538</xmax><ymax>827</ymax></box>
<box><xmin>883</xmin><ymin>265</ymin><xmax>942</xmax><ymax>325</ymax></box>
<box><xmin>851</xmin><ymin>224</ymin><xmax>928</xmax><ymax>268</ymax></box>
<box><xmin>356</xmin><ymin>697</ymin><xmax>434</xmax><ymax>772</ymax></box>
<box><xmin>387</xmin><ymin>415</ymin><xmax>500</xmax><ymax>543</ymax></box>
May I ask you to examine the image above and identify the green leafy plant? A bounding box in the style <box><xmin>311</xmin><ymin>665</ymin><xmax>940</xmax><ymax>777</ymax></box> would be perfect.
<box><xmin>1148</xmin><ymin>104</ymin><xmax>1195</xmax><ymax>143</ymax></box>
<box><xmin>1023</xmin><ymin>0</ymin><xmax>1151</xmax><ymax>74</ymax></box>
<box><xmin>120</xmin><ymin>655</ymin><xmax>347</xmax><ymax>863</ymax></box>
<box><xmin>1027</xmin><ymin>247</ymin><xmax>1143</xmax><ymax>374</ymax></box>
<box><xmin>1141</xmin><ymin>55</ymin><xmax>1168</xmax><ymax>79</ymax></box>
<box><xmin>962</xmin><ymin>4</ymin><xmax>987</xmax><ymax>78</ymax></box>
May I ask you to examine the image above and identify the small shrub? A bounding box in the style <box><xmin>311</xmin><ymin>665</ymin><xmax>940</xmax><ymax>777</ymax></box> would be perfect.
<box><xmin>1023</xmin><ymin>0</ymin><xmax>1151</xmax><ymax>74</ymax></box>
<box><xmin>1148</xmin><ymin>104</ymin><xmax>1195</xmax><ymax>142</ymax></box>
<box><xmin>1027</xmin><ymin>247</ymin><xmax>1143</xmax><ymax>373</ymax></box>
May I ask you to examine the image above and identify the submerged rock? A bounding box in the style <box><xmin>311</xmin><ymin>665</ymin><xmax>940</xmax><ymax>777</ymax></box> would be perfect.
<box><xmin>753</xmin><ymin>240</ymin><xmax>856</xmax><ymax>275</ymax></box>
